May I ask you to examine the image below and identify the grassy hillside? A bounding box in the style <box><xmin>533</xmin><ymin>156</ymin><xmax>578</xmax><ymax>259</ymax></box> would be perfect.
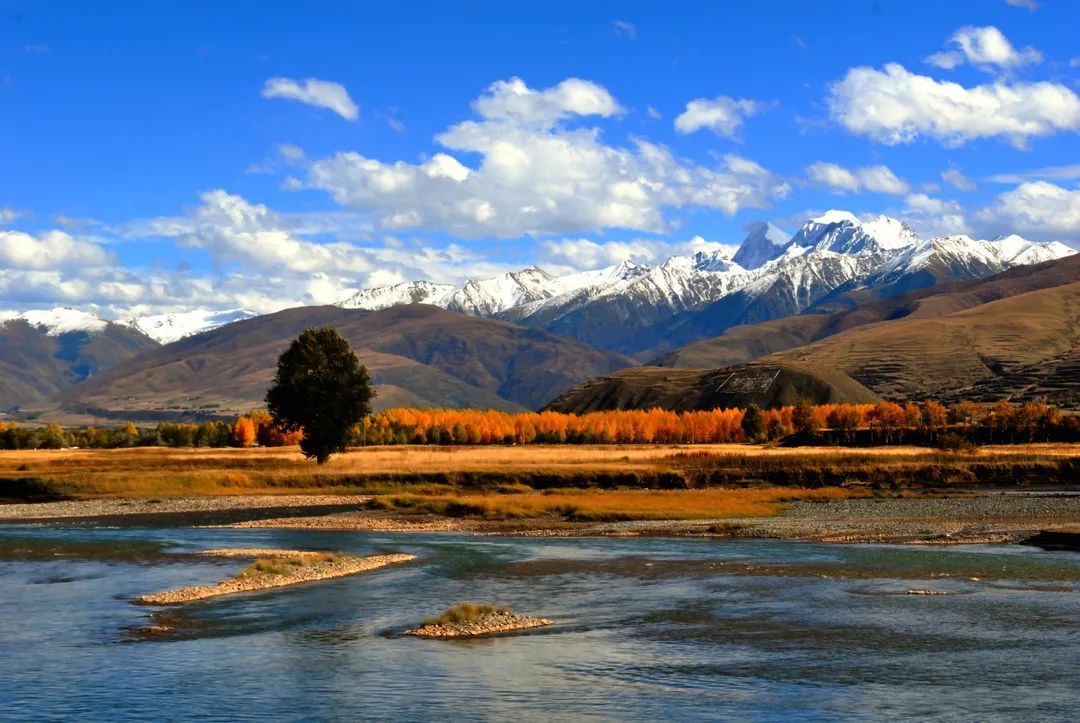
<box><xmin>0</xmin><ymin>320</ymin><xmax>159</xmax><ymax>410</ymax></box>
<box><xmin>50</xmin><ymin>304</ymin><xmax>631</xmax><ymax>420</ymax></box>
<box><xmin>544</xmin><ymin>362</ymin><xmax>879</xmax><ymax>413</ymax></box>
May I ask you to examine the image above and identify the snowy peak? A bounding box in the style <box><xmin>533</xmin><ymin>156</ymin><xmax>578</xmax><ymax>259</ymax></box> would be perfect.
<box><xmin>686</xmin><ymin>249</ymin><xmax>739</xmax><ymax>273</ymax></box>
<box><xmin>861</xmin><ymin>215</ymin><xmax>919</xmax><ymax>251</ymax></box>
<box><xmin>339</xmin><ymin>280</ymin><xmax>457</xmax><ymax>311</ymax></box>
<box><xmin>125</xmin><ymin>309</ymin><xmax>257</xmax><ymax>344</ymax></box>
<box><xmin>0</xmin><ymin>307</ymin><xmax>110</xmax><ymax>336</ymax></box>
<box><xmin>787</xmin><ymin>211</ymin><xmax>917</xmax><ymax>257</ymax></box>
<box><xmin>990</xmin><ymin>234</ymin><xmax>1076</xmax><ymax>266</ymax></box>
<box><xmin>449</xmin><ymin>266</ymin><xmax>565</xmax><ymax>316</ymax></box>
<box><xmin>870</xmin><ymin>233</ymin><xmax>1075</xmax><ymax>286</ymax></box>
<box><xmin>732</xmin><ymin>222</ymin><xmax>790</xmax><ymax>270</ymax></box>
<box><xmin>811</xmin><ymin>209</ymin><xmax>861</xmax><ymax>226</ymax></box>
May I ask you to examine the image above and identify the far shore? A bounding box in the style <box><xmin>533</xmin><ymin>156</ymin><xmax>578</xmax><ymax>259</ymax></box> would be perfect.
<box><xmin>3</xmin><ymin>491</ymin><xmax>1080</xmax><ymax>547</ymax></box>
<box><xmin>2</xmin><ymin>443</ymin><xmax>1078</xmax><ymax>547</ymax></box>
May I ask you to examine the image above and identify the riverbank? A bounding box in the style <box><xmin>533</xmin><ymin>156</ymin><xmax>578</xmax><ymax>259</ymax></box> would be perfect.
<box><xmin>5</xmin><ymin>491</ymin><xmax>1078</xmax><ymax>546</ymax></box>
<box><xmin>227</xmin><ymin>494</ymin><xmax>1080</xmax><ymax>545</ymax></box>
<box><xmin>133</xmin><ymin>549</ymin><xmax>416</xmax><ymax>605</ymax></box>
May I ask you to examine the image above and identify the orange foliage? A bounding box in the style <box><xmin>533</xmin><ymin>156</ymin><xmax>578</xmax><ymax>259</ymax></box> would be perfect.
<box><xmin>231</xmin><ymin>417</ymin><xmax>256</xmax><ymax>447</ymax></box>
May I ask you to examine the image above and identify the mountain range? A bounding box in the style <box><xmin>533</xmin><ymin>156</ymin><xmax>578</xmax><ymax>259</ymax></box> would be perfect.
<box><xmin>550</xmin><ymin>253</ymin><xmax>1080</xmax><ymax>413</ymax></box>
<box><xmin>336</xmin><ymin>210</ymin><xmax>1072</xmax><ymax>356</ymax></box>
<box><xmin>0</xmin><ymin>210</ymin><xmax>1075</xmax><ymax>419</ymax></box>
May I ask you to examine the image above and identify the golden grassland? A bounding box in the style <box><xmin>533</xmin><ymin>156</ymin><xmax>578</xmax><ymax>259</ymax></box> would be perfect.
<box><xmin>369</xmin><ymin>486</ymin><xmax>859</xmax><ymax>522</ymax></box>
<box><xmin>1</xmin><ymin>443</ymin><xmax>1078</xmax><ymax>499</ymax></box>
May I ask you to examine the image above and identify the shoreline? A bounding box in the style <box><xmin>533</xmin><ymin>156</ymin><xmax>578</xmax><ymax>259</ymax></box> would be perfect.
<box><xmin>4</xmin><ymin>493</ymin><xmax>1080</xmax><ymax>547</ymax></box>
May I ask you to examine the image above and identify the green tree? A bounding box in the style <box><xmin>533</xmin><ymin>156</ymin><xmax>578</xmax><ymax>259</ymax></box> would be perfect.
<box><xmin>265</xmin><ymin>327</ymin><xmax>374</xmax><ymax>464</ymax></box>
<box><xmin>741</xmin><ymin>404</ymin><xmax>766</xmax><ymax>443</ymax></box>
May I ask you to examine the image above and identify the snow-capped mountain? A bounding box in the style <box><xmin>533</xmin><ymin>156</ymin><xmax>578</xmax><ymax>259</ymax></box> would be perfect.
<box><xmin>783</xmin><ymin>211</ymin><xmax>918</xmax><ymax>257</ymax></box>
<box><xmin>333</xmin><ymin>210</ymin><xmax>1074</xmax><ymax>354</ymax></box>
<box><xmin>0</xmin><ymin>307</ymin><xmax>110</xmax><ymax>336</ymax></box>
<box><xmin>337</xmin><ymin>280</ymin><xmax>457</xmax><ymax>312</ymax></box>
<box><xmin>866</xmin><ymin>234</ymin><xmax>1076</xmax><ymax>293</ymax></box>
<box><xmin>3</xmin><ymin>211</ymin><xmax>1071</xmax><ymax>354</ymax></box>
<box><xmin>732</xmin><ymin>222</ymin><xmax>789</xmax><ymax>270</ymax></box>
<box><xmin>124</xmin><ymin>309</ymin><xmax>258</xmax><ymax>344</ymax></box>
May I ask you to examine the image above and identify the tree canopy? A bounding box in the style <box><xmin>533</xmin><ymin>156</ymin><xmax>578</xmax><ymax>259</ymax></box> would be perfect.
<box><xmin>265</xmin><ymin>326</ymin><xmax>374</xmax><ymax>464</ymax></box>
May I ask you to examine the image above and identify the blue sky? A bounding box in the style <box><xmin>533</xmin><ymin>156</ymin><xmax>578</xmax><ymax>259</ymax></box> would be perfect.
<box><xmin>1</xmin><ymin>0</ymin><xmax>1078</xmax><ymax>317</ymax></box>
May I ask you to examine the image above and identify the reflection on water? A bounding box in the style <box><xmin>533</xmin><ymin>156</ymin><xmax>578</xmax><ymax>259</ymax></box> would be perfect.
<box><xmin>0</xmin><ymin>525</ymin><xmax>1078</xmax><ymax>721</ymax></box>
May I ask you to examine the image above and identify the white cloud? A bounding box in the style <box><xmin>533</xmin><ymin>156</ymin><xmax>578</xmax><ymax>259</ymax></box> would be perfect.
<box><xmin>807</xmin><ymin>162</ymin><xmax>860</xmax><ymax>193</ymax></box>
<box><xmin>471</xmin><ymin>77</ymin><xmax>623</xmax><ymax>125</ymax></box>
<box><xmin>261</xmin><ymin>77</ymin><xmax>359</xmax><ymax>120</ymax></box>
<box><xmin>674</xmin><ymin>96</ymin><xmax>761</xmax><ymax>137</ymax></box>
<box><xmin>541</xmin><ymin>238</ymin><xmax>660</xmax><ymax>269</ymax></box>
<box><xmin>0</xmin><ymin>207</ymin><xmax>27</xmax><ymax>224</ymax></box>
<box><xmin>1005</xmin><ymin>0</ymin><xmax>1038</xmax><ymax>11</ymax></box>
<box><xmin>807</xmin><ymin>162</ymin><xmax>909</xmax><ymax>195</ymax></box>
<box><xmin>0</xmin><ymin>230</ymin><xmax>112</xmax><ymax>270</ymax></box>
<box><xmin>987</xmin><ymin>163</ymin><xmax>1080</xmax><ymax>184</ymax></box>
<box><xmin>538</xmin><ymin>235</ymin><xmax>737</xmax><ymax>273</ymax></box>
<box><xmin>976</xmin><ymin>181</ymin><xmax>1080</xmax><ymax>238</ymax></box>
<box><xmin>941</xmin><ymin>169</ymin><xmax>977</xmax><ymax>191</ymax></box>
<box><xmin>925</xmin><ymin>51</ymin><xmax>964</xmax><ymax>70</ymax></box>
<box><xmin>926</xmin><ymin>26</ymin><xmax>1042</xmax><ymax>71</ymax></box>
<box><xmin>612</xmin><ymin>20</ymin><xmax>637</xmax><ymax>39</ymax></box>
<box><xmin>828</xmin><ymin>63</ymin><xmax>1080</xmax><ymax>147</ymax></box>
<box><xmin>303</xmin><ymin>78</ymin><xmax>788</xmax><ymax>238</ymax></box>
<box><xmin>646</xmin><ymin>105</ymin><xmax>662</xmax><ymax>119</ymax></box>
<box><xmin>903</xmin><ymin>193</ymin><xmax>971</xmax><ymax>236</ymax></box>
<box><xmin>142</xmin><ymin>190</ymin><xmax>376</xmax><ymax>276</ymax></box>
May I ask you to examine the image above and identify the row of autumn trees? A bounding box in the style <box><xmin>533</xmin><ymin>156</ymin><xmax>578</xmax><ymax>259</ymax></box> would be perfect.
<box><xmin>1</xmin><ymin>399</ymin><xmax>1076</xmax><ymax>450</ymax></box>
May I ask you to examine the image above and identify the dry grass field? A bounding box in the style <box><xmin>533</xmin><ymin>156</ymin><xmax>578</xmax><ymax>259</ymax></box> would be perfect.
<box><xmin>1</xmin><ymin>443</ymin><xmax>1077</xmax><ymax>500</ymax></box>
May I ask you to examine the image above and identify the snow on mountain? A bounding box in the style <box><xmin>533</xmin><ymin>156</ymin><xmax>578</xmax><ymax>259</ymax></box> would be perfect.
<box><xmin>0</xmin><ymin>307</ymin><xmax>109</xmax><ymax>336</ymax></box>
<box><xmin>550</xmin><ymin>260</ymin><xmax>650</xmax><ymax>294</ymax></box>
<box><xmin>339</xmin><ymin>280</ymin><xmax>457</xmax><ymax>311</ymax></box>
<box><xmin>125</xmin><ymin>309</ymin><xmax>257</xmax><ymax>344</ymax></box>
<box><xmin>865</xmin><ymin>234</ymin><xmax>1075</xmax><ymax>289</ymax></box>
<box><xmin>732</xmin><ymin>222</ymin><xmax>789</xmax><ymax>270</ymax></box>
<box><xmin>448</xmin><ymin>266</ymin><xmax>564</xmax><ymax>316</ymax></box>
<box><xmin>333</xmin><ymin>210</ymin><xmax>1072</xmax><ymax>349</ymax></box>
<box><xmin>860</xmin><ymin>215</ymin><xmax>920</xmax><ymax>251</ymax></box>
<box><xmin>990</xmin><ymin>234</ymin><xmax>1076</xmax><ymax>266</ymax></box>
<box><xmin>784</xmin><ymin>211</ymin><xmax>918</xmax><ymax>257</ymax></box>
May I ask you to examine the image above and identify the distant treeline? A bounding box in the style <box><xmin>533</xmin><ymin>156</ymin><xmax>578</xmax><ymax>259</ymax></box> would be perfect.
<box><xmin>1</xmin><ymin>400</ymin><xmax>1077</xmax><ymax>451</ymax></box>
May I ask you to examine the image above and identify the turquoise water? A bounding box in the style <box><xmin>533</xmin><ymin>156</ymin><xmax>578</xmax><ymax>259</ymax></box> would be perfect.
<box><xmin>1</xmin><ymin>525</ymin><xmax>1078</xmax><ymax>721</ymax></box>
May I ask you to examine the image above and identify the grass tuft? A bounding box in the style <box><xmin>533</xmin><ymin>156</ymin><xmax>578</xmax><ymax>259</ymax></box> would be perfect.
<box><xmin>422</xmin><ymin>602</ymin><xmax>508</xmax><ymax>626</ymax></box>
<box><xmin>234</xmin><ymin>553</ymin><xmax>337</xmax><ymax>579</ymax></box>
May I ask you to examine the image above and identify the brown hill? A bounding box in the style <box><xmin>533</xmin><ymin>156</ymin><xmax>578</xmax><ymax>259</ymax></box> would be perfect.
<box><xmin>544</xmin><ymin>362</ymin><xmax>879</xmax><ymax>414</ymax></box>
<box><xmin>51</xmin><ymin>304</ymin><xmax>632</xmax><ymax>420</ymax></box>
<box><xmin>764</xmin><ymin>280</ymin><xmax>1080</xmax><ymax>402</ymax></box>
<box><xmin>0</xmin><ymin>320</ymin><xmax>159</xmax><ymax>410</ymax></box>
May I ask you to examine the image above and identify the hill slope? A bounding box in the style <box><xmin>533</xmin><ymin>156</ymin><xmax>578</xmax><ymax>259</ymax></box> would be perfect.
<box><xmin>765</xmin><ymin>280</ymin><xmax>1080</xmax><ymax>402</ymax></box>
<box><xmin>544</xmin><ymin>362</ymin><xmax>880</xmax><ymax>413</ymax></box>
<box><xmin>52</xmin><ymin>305</ymin><xmax>632</xmax><ymax>420</ymax></box>
<box><xmin>0</xmin><ymin>310</ymin><xmax>159</xmax><ymax>410</ymax></box>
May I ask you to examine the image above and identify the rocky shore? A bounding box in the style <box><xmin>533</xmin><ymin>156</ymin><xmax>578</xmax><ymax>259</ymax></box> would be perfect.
<box><xmin>133</xmin><ymin>550</ymin><xmax>415</xmax><ymax>605</ymax></box>
<box><xmin>405</xmin><ymin>608</ymin><xmax>553</xmax><ymax>639</ymax></box>
<box><xmin>5</xmin><ymin>492</ymin><xmax>1080</xmax><ymax>547</ymax></box>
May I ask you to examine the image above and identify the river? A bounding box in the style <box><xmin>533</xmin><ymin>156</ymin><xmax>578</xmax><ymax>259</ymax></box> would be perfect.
<box><xmin>1</xmin><ymin>525</ymin><xmax>1078</xmax><ymax>721</ymax></box>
